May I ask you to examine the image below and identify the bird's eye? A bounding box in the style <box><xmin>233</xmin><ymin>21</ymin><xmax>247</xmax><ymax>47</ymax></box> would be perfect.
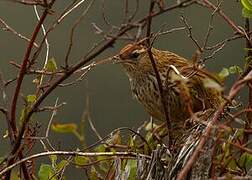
<box><xmin>130</xmin><ymin>51</ymin><xmax>140</xmax><ymax>59</ymax></box>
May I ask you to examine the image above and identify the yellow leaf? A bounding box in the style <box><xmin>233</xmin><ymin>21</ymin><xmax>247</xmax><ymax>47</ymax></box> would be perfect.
<box><xmin>51</xmin><ymin>123</ymin><xmax>77</xmax><ymax>133</ymax></box>
<box><xmin>46</xmin><ymin>58</ymin><xmax>57</xmax><ymax>72</ymax></box>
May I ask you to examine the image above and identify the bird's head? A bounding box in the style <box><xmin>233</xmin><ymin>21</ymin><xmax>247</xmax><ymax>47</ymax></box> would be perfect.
<box><xmin>118</xmin><ymin>43</ymin><xmax>147</xmax><ymax>63</ymax></box>
<box><xmin>114</xmin><ymin>43</ymin><xmax>154</xmax><ymax>75</ymax></box>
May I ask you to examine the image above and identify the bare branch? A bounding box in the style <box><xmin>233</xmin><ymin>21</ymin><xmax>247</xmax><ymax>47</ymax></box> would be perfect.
<box><xmin>0</xmin><ymin>150</ymin><xmax>151</xmax><ymax>176</ymax></box>
<box><xmin>0</xmin><ymin>17</ymin><xmax>38</xmax><ymax>48</ymax></box>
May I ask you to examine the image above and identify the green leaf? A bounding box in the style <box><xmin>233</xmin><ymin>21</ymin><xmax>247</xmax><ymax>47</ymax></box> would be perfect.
<box><xmin>128</xmin><ymin>136</ymin><xmax>135</xmax><ymax>147</ymax></box>
<box><xmin>245</xmin><ymin>56</ymin><xmax>252</xmax><ymax>65</ymax></box>
<box><xmin>236</xmin><ymin>129</ymin><xmax>244</xmax><ymax>140</ymax></box>
<box><xmin>241</xmin><ymin>0</ymin><xmax>252</xmax><ymax>11</ymax></box>
<box><xmin>56</xmin><ymin>160</ymin><xmax>68</xmax><ymax>171</ymax></box>
<box><xmin>218</xmin><ymin>66</ymin><xmax>242</xmax><ymax>80</ymax></box>
<box><xmin>19</xmin><ymin>107</ymin><xmax>29</xmax><ymax>124</ymax></box>
<box><xmin>46</xmin><ymin>58</ymin><xmax>57</xmax><ymax>72</ymax></box>
<box><xmin>226</xmin><ymin>158</ymin><xmax>237</xmax><ymax>170</ymax></box>
<box><xmin>38</xmin><ymin>164</ymin><xmax>56</xmax><ymax>180</ymax></box>
<box><xmin>51</xmin><ymin>123</ymin><xmax>77</xmax><ymax>133</ymax></box>
<box><xmin>229</xmin><ymin>66</ymin><xmax>243</xmax><ymax>74</ymax></box>
<box><xmin>95</xmin><ymin>144</ymin><xmax>107</xmax><ymax>161</ymax></box>
<box><xmin>242</xmin><ymin>8</ymin><xmax>252</xmax><ymax>18</ymax></box>
<box><xmin>125</xmin><ymin>160</ymin><xmax>137</xmax><ymax>180</ymax></box>
<box><xmin>89</xmin><ymin>167</ymin><xmax>101</xmax><ymax>180</ymax></box>
<box><xmin>145</xmin><ymin>132</ymin><xmax>157</xmax><ymax>151</ymax></box>
<box><xmin>26</xmin><ymin>94</ymin><xmax>37</xmax><ymax>103</ymax></box>
<box><xmin>218</xmin><ymin>68</ymin><xmax>229</xmax><ymax>80</ymax></box>
<box><xmin>74</xmin><ymin>155</ymin><xmax>89</xmax><ymax>166</ymax></box>
<box><xmin>239</xmin><ymin>152</ymin><xmax>252</xmax><ymax>171</ymax></box>
<box><xmin>10</xmin><ymin>170</ymin><xmax>20</xmax><ymax>180</ymax></box>
<box><xmin>222</xmin><ymin>142</ymin><xmax>230</xmax><ymax>158</ymax></box>
<box><xmin>95</xmin><ymin>144</ymin><xmax>106</xmax><ymax>152</ymax></box>
<box><xmin>127</xmin><ymin>136</ymin><xmax>139</xmax><ymax>152</ymax></box>
<box><xmin>49</xmin><ymin>155</ymin><xmax>57</xmax><ymax>167</ymax></box>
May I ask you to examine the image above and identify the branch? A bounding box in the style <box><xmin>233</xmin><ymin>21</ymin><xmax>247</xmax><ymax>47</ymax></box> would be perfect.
<box><xmin>0</xmin><ymin>17</ymin><xmax>38</xmax><ymax>48</ymax></box>
<box><xmin>9</xmin><ymin>7</ymin><xmax>50</xmax><ymax>140</ymax></box>
<box><xmin>145</xmin><ymin>0</ymin><xmax>171</xmax><ymax>145</ymax></box>
<box><xmin>0</xmin><ymin>150</ymin><xmax>151</xmax><ymax>176</ymax></box>
<box><xmin>199</xmin><ymin>0</ymin><xmax>244</xmax><ymax>35</ymax></box>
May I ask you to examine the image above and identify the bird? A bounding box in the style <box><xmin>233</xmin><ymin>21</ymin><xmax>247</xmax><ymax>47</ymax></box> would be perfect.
<box><xmin>115</xmin><ymin>42</ymin><xmax>224</xmax><ymax>133</ymax></box>
<box><xmin>111</xmin><ymin>41</ymin><xmax>225</xmax><ymax>178</ymax></box>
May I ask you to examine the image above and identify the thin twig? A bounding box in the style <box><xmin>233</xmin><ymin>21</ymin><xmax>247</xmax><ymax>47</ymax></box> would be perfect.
<box><xmin>156</xmin><ymin>26</ymin><xmax>186</xmax><ymax>36</ymax></box>
<box><xmin>9</xmin><ymin>0</ymin><xmax>47</xmax><ymax>6</ymax></box>
<box><xmin>0</xmin><ymin>17</ymin><xmax>38</xmax><ymax>48</ymax></box>
<box><xmin>145</xmin><ymin>0</ymin><xmax>171</xmax><ymax>146</ymax></box>
<box><xmin>33</xmin><ymin>5</ymin><xmax>50</xmax><ymax>90</ymax></box>
<box><xmin>64</xmin><ymin>0</ymin><xmax>95</xmax><ymax>68</ymax></box>
<box><xmin>181</xmin><ymin>15</ymin><xmax>202</xmax><ymax>52</ymax></box>
<box><xmin>202</xmin><ymin>0</ymin><xmax>223</xmax><ymax>50</ymax></box>
<box><xmin>58</xmin><ymin>0</ymin><xmax>88</xmax><ymax>22</ymax></box>
<box><xmin>0</xmin><ymin>150</ymin><xmax>151</xmax><ymax>176</ymax></box>
<box><xmin>199</xmin><ymin>0</ymin><xmax>244</xmax><ymax>35</ymax></box>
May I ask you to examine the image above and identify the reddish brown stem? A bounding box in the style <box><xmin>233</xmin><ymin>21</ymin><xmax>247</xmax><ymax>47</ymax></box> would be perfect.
<box><xmin>6</xmin><ymin>8</ymin><xmax>50</xmax><ymax>180</ymax></box>
<box><xmin>9</xmin><ymin>9</ymin><xmax>48</xmax><ymax>139</ymax></box>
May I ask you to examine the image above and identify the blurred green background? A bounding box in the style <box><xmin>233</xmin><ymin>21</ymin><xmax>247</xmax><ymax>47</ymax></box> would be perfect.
<box><xmin>0</xmin><ymin>0</ymin><xmax>246</xmax><ymax>178</ymax></box>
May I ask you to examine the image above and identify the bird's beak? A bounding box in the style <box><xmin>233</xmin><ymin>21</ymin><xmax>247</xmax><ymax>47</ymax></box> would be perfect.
<box><xmin>112</xmin><ymin>54</ymin><xmax>135</xmax><ymax>65</ymax></box>
<box><xmin>112</xmin><ymin>55</ymin><xmax>124</xmax><ymax>64</ymax></box>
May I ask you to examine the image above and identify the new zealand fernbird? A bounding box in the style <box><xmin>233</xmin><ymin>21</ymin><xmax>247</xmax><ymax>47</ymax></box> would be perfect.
<box><xmin>116</xmin><ymin>43</ymin><xmax>224</xmax><ymax>128</ymax></box>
